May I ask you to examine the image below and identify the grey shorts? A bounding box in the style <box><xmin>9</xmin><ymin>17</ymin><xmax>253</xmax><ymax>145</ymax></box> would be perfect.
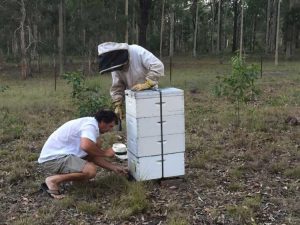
<box><xmin>41</xmin><ymin>155</ymin><xmax>87</xmax><ymax>175</ymax></box>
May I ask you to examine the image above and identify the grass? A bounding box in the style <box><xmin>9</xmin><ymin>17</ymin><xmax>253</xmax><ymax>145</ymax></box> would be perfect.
<box><xmin>285</xmin><ymin>166</ymin><xmax>300</xmax><ymax>179</ymax></box>
<box><xmin>166</xmin><ymin>214</ymin><xmax>189</xmax><ymax>225</ymax></box>
<box><xmin>107</xmin><ymin>181</ymin><xmax>150</xmax><ymax>220</ymax></box>
<box><xmin>76</xmin><ymin>201</ymin><xmax>101</xmax><ymax>215</ymax></box>
<box><xmin>1</xmin><ymin>57</ymin><xmax>299</xmax><ymax>224</ymax></box>
<box><xmin>226</xmin><ymin>195</ymin><xmax>261</xmax><ymax>224</ymax></box>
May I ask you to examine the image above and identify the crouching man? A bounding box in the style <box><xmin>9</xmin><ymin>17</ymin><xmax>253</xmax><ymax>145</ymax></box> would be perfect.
<box><xmin>38</xmin><ymin>110</ymin><xmax>128</xmax><ymax>199</ymax></box>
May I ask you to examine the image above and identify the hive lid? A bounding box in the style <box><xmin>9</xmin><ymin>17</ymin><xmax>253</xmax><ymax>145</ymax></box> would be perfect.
<box><xmin>125</xmin><ymin>87</ymin><xmax>183</xmax><ymax>99</ymax></box>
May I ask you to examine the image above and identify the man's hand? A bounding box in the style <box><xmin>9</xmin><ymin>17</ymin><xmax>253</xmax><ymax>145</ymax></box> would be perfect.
<box><xmin>113</xmin><ymin>100</ymin><xmax>123</xmax><ymax>120</ymax></box>
<box><xmin>104</xmin><ymin>147</ymin><xmax>115</xmax><ymax>158</ymax></box>
<box><xmin>131</xmin><ymin>79</ymin><xmax>155</xmax><ymax>91</ymax></box>
<box><xmin>112</xmin><ymin>165</ymin><xmax>128</xmax><ymax>176</ymax></box>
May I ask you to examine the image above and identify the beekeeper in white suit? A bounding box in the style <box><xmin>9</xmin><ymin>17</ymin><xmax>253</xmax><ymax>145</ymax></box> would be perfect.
<box><xmin>97</xmin><ymin>42</ymin><xmax>164</xmax><ymax>119</ymax></box>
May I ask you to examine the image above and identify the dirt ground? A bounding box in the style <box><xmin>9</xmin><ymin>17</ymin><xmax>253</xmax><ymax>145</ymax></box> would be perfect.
<box><xmin>0</xmin><ymin>59</ymin><xmax>299</xmax><ymax>225</ymax></box>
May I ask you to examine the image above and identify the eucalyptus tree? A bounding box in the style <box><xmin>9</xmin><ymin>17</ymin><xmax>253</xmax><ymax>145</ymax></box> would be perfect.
<box><xmin>125</xmin><ymin>0</ymin><xmax>129</xmax><ymax>43</ymax></box>
<box><xmin>58</xmin><ymin>0</ymin><xmax>64</xmax><ymax>75</ymax></box>
<box><xmin>282</xmin><ymin>0</ymin><xmax>300</xmax><ymax>59</ymax></box>
<box><xmin>232</xmin><ymin>0</ymin><xmax>239</xmax><ymax>53</ymax></box>
<box><xmin>193</xmin><ymin>0</ymin><xmax>199</xmax><ymax>57</ymax></box>
<box><xmin>159</xmin><ymin>0</ymin><xmax>165</xmax><ymax>58</ymax></box>
<box><xmin>265</xmin><ymin>0</ymin><xmax>280</xmax><ymax>54</ymax></box>
<box><xmin>275</xmin><ymin>0</ymin><xmax>281</xmax><ymax>65</ymax></box>
<box><xmin>138</xmin><ymin>0</ymin><xmax>152</xmax><ymax>48</ymax></box>
<box><xmin>217</xmin><ymin>0</ymin><xmax>221</xmax><ymax>54</ymax></box>
<box><xmin>239</xmin><ymin>0</ymin><xmax>244</xmax><ymax>59</ymax></box>
<box><xmin>244</xmin><ymin>0</ymin><xmax>266</xmax><ymax>52</ymax></box>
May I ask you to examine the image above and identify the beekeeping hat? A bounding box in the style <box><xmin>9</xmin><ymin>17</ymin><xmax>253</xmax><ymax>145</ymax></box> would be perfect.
<box><xmin>98</xmin><ymin>42</ymin><xmax>129</xmax><ymax>74</ymax></box>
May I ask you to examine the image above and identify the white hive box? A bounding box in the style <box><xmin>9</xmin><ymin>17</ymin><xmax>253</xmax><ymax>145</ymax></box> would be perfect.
<box><xmin>125</xmin><ymin>87</ymin><xmax>184</xmax><ymax>118</ymax></box>
<box><xmin>128</xmin><ymin>151</ymin><xmax>185</xmax><ymax>181</ymax></box>
<box><xmin>127</xmin><ymin>133</ymin><xmax>185</xmax><ymax>157</ymax></box>
<box><xmin>125</xmin><ymin>88</ymin><xmax>185</xmax><ymax>181</ymax></box>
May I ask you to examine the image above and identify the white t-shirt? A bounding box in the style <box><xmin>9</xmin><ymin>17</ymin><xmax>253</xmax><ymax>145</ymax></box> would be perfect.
<box><xmin>38</xmin><ymin>117</ymin><xmax>99</xmax><ymax>163</ymax></box>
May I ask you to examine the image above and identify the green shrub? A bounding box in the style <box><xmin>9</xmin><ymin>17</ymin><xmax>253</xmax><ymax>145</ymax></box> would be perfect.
<box><xmin>214</xmin><ymin>56</ymin><xmax>260</xmax><ymax>126</ymax></box>
<box><xmin>0</xmin><ymin>84</ymin><xmax>9</xmax><ymax>92</ymax></box>
<box><xmin>62</xmin><ymin>72</ymin><xmax>111</xmax><ymax>116</ymax></box>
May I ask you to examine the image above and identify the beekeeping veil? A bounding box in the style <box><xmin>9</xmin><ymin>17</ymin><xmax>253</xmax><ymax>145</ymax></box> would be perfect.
<box><xmin>98</xmin><ymin>42</ymin><xmax>129</xmax><ymax>74</ymax></box>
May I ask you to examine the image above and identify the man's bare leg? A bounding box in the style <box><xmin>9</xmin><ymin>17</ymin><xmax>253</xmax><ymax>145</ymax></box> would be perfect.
<box><xmin>45</xmin><ymin>162</ymin><xmax>97</xmax><ymax>199</ymax></box>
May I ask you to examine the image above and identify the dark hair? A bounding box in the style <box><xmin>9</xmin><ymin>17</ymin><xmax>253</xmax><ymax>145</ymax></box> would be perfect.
<box><xmin>94</xmin><ymin>110</ymin><xmax>118</xmax><ymax>124</ymax></box>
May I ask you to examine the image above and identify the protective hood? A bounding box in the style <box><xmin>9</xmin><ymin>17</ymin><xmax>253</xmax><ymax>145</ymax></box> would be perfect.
<box><xmin>98</xmin><ymin>42</ymin><xmax>129</xmax><ymax>74</ymax></box>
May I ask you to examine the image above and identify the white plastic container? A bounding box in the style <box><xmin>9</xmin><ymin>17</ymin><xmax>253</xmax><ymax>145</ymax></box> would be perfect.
<box><xmin>125</xmin><ymin>88</ymin><xmax>184</xmax><ymax>118</ymax></box>
<box><xmin>128</xmin><ymin>151</ymin><xmax>185</xmax><ymax>181</ymax></box>
<box><xmin>126</xmin><ymin>88</ymin><xmax>185</xmax><ymax>181</ymax></box>
<box><xmin>126</xmin><ymin>113</ymin><xmax>185</xmax><ymax>138</ymax></box>
<box><xmin>127</xmin><ymin>133</ymin><xmax>185</xmax><ymax>157</ymax></box>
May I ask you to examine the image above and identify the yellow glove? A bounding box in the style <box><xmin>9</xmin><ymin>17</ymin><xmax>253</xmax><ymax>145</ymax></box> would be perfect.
<box><xmin>113</xmin><ymin>100</ymin><xmax>124</xmax><ymax>119</ymax></box>
<box><xmin>131</xmin><ymin>79</ymin><xmax>155</xmax><ymax>91</ymax></box>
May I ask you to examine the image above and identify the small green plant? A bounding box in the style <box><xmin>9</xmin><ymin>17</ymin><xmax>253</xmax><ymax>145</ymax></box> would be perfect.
<box><xmin>0</xmin><ymin>84</ymin><xmax>9</xmax><ymax>92</ymax></box>
<box><xmin>62</xmin><ymin>72</ymin><xmax>111</xmax><ymax>116</ymax></box>
<box><xmin>62</xmin><ymin>72</ymin><xmax>85</xmax><ymax>98</ymax></box>
<box><xmin>214</xmin><ymin>56</ymin><xmax>260</xmax><ymax>126</ymax></box>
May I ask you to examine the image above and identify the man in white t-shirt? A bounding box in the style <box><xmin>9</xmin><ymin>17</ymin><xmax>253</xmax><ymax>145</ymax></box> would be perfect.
<box><xmin>38</xmin><ymin>110</ymin><xmax>127</xmax><ymax>199</ymax></box>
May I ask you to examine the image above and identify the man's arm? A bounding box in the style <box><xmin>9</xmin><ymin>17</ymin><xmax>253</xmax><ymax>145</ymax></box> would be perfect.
<box><xmin>110</xmin><ymin>72</ymin><xmax>126</xmax><ymax>102</ymax></box>
<box><xmin>86</xmin><ymin>155</ymin><xmax>128</xmax><ymax>176</ymax></box>
<box><xmin>81</xmin><ymin>138</ymin><xmax>128</xmax><ymax>176</ymax></box>
<box><xmin>139</xmin><ymin>47</ymin><xmax>164</xmax><ymax>82</ymax></box>
<box><xmin>80</xmin><ymin>137</ymin><xmax>115</xmax><ymax>158</ymax></box>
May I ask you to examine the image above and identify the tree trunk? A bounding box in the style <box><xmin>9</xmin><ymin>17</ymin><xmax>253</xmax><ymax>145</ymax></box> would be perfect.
<box><xmin>12</xmin><ymin>32</ymin><xmax>18</xmax><ymax>58</ymax></box>
<box><xmin>285</xmin><ymin>0</ymin><xmax>295</xmax><ymax>59</ymax></box>
<box><xmin>58</xmin><ymin>0</ymin><xmax>64</xmax><ymax>75</ymax></box>
<box><xmin>210</xmin><ymin>0</ymin><xmax>216</xmax><ymax>54</ymax></box>
<box><xmin>138</xmin><ymin>0</ymin><xmax>151</xmax><ymax>48</ymax></box>
<box><xmin>20</xmin><ymin>0</ymin><xmax>28</xmax><ymax>79</ymax></box>
<box><xmin>275</xmin><ymin>0</ymin><xmax>280</xmax><ymax>66</ymax></box>
<box><xmin>217</xmin><ymin>0</ymin><xmax>221</xmax><ymax>54</ymax></box>
<box><xmin>251</xmin><ymin>14</ymin><xmax>257</xmax><ymax>52</ymax></box>
<box><xmin>7</xmin><ymin>40</ymin><xmax>10</xmax><ymax>56</ymax></box>
<box><xmin>159</xmin><ymin>0</ymin><xmax>165</xmax><ymax>58</ymax></box>
<box><xmin>88</xmin><ymin>50</ymin><xmax>91</xmax><ymax>75</ymax></box>
<box><xmin>193</xmin><ymin>0</ymin><xmax>199</xmax><ymax>57</ymax></box>
<box><xmin>169</xmin><ymin>8</ymin><xmax>175</xmax><ymax>57</ymax></box>
<box><xmin>232</xmin><ymin>0</ymin><xmax>238</xmax><ymax>53</ymax></box>
<box><xmin>239</xmin><ymin>0</ymin><xmax>244</xmax><ymax>59</ymax></box>
<box><xmin>80</xmin><ymin>0</ymin><xmax>86</xmax><ymax>49</ymax></box>
<box><xmin>265</xmin><ymin>0</ymin><xmax>271</xmax><ymax>53</ymax></box>
<box><xmin>270</xmin><ymin>0</ymin><xmax>277</xmax><ymax>52</ymax></box>
<box><xmin>125</xmin><ymin>0</ymin><xmax>129</xmax><ymax>43</ymax></box>
<box><xmin>132</xmin><ymin>0</ymin><xmax>139</xmax><ymax>44</ymax></box>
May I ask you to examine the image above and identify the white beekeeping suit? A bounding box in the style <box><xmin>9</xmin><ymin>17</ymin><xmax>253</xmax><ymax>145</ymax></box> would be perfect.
<box><xmin>98</xmin><ymin>42</ymin><xmax>164</xmax><ymax>119</ymax></box>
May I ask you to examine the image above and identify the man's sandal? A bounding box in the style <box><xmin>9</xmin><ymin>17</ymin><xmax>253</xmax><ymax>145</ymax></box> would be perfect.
<box><xmin>40</xmin><ymin>182</ymin><xmax>64</xmax><ymax>199</ymax></box>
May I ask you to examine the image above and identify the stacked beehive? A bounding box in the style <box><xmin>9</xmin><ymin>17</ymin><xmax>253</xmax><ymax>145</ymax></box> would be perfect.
<box><xmin>125</xmin><ymin>87</ymin><xmax>185</xmax><ymax>181</ymax></box>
